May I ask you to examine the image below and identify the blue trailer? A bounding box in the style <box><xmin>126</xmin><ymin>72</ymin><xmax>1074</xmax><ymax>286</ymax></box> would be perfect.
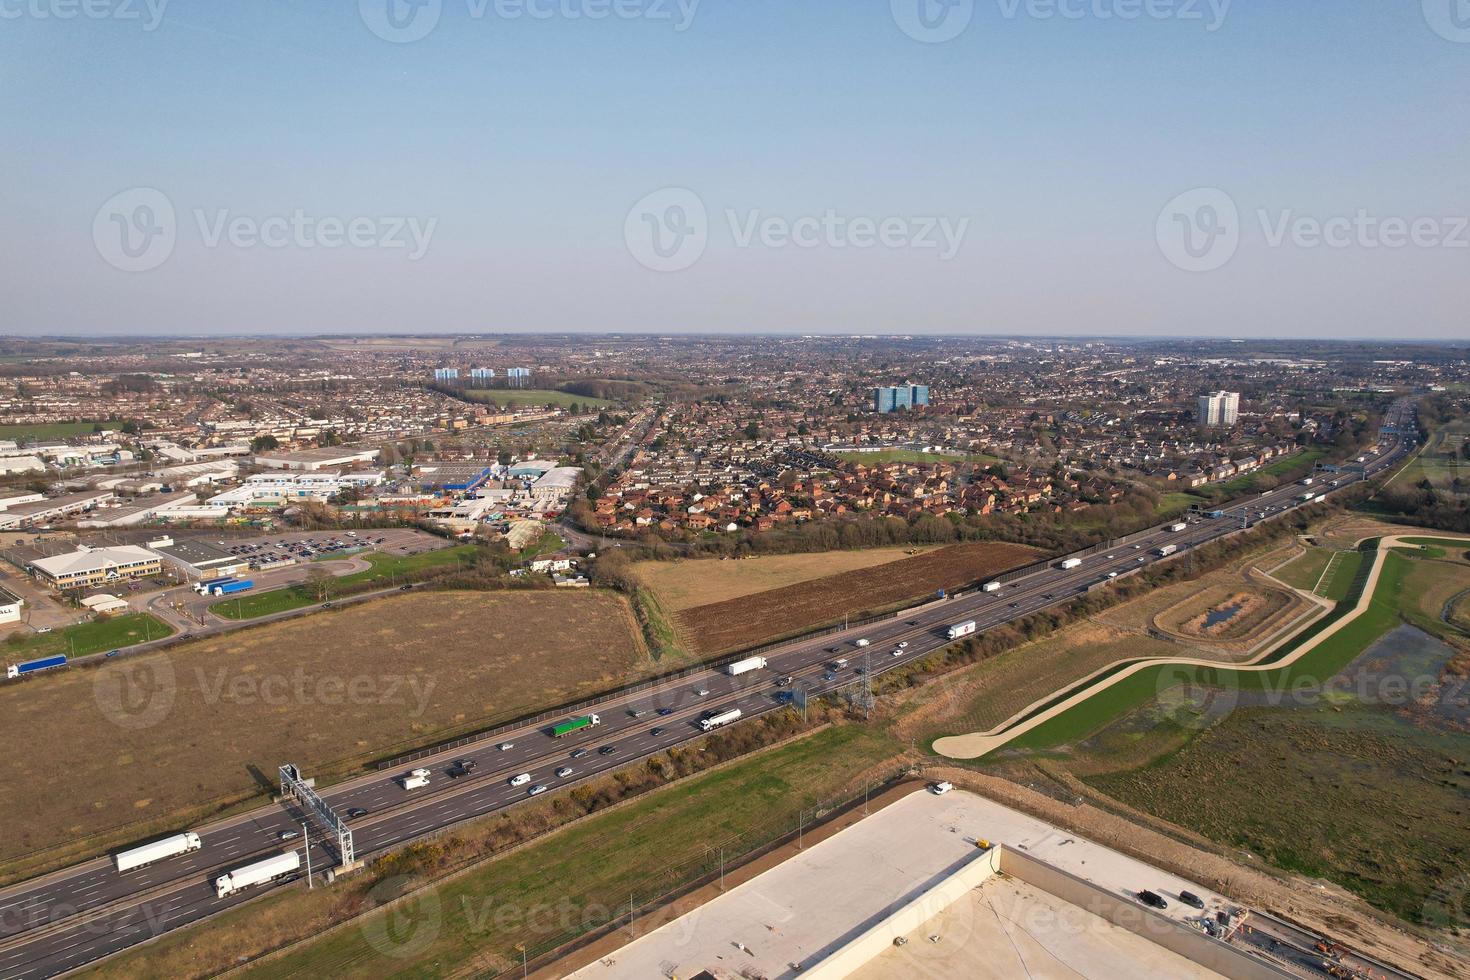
<box><xmin>211</xmin><ymin>579</ymin><xmax>254</xmax><ymax>596</ymax></box>
<box><xmin>7</xmin><ymin>654</ymin><xmax>67</xmax><ymax>680</ymax></box>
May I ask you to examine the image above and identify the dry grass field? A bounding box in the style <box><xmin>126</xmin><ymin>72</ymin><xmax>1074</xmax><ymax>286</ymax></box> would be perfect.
<box><xmin>0</xmin><ymin>590</ymin><xmax>645</xmax><ymax>877</ymax></box>
<box><xmin>631</xmin><ymin>544</ymin><xmax>948</xmax><ymax>611</ymax></box>
<box><xmin>651</xmin><ymin>542</ymin><xmax>1037</xmax><ymax>656</ymax></box>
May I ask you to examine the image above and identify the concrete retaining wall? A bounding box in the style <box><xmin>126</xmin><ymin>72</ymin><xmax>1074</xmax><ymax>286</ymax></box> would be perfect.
<box><xmin>801</xmin><ymin>846</ymin><xmax>1003</xmax><ymax>980</ymax></box>
<box><xmin>998</xmin><ymin>847</ymin><xmax>1295</xmax><ymax>980</ymax></box>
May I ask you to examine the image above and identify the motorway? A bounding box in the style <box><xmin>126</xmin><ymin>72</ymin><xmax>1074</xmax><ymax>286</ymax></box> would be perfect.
<box><xmin>0</xmin><ymin>400</ymin><xmax>1416</xmax><ymax>979</ymax></box>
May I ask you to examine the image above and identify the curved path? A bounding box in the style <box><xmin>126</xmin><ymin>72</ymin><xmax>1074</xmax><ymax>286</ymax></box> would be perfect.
<box><xmin>932</xmin><ymin>533</ymin><xmax>1470</xmax><ymax>760</ymax></box>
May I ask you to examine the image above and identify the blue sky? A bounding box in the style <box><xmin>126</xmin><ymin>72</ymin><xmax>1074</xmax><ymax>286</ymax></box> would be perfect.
<box><xmin>2</xmin><ymin>0</ymin><xmax>1467</xmax><ymax>338</ymax></box>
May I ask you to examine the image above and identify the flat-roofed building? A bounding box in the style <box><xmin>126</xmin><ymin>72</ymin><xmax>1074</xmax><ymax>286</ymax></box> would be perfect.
<box><xmin>29</xmin><ymin>544</ymin><xmax>161</xmax><ymax>591</ymax></box>
<box><xmin>0</xmin><ymin>586</ymin><xmax>21</xmax><ymax>624</ymax></box>
<box><xmin>253</xmin><ymin>447</ymin><xmax>379</xmax><ymax>471</ymax></box>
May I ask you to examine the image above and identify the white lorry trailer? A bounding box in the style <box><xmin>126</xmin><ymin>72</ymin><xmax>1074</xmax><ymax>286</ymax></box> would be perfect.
<box><xmin>726</xmin><ymin>656</ymin><xmax>767</xmax><ymax>677</ymax></box>
<box><xmin>982</xmin><ymin>581</ymin><xmax>1002</xmax><ymax>593</ymax></box>
<box><xmin>946</xmin><ymin>620</ymin><xmax>978</xmax><ymax>640</ymax></box>
<box><xmin>700</xmin><ymin>708</ymin><xmax>743</xmax><ymax>732</ymax></box>
<box><xmin>1155</xmin><ymin>544</ymin><xmax>1179</xmax><ymax>558</ymax></box>
<box><xmin>400</xmin><ymin>768</ymin><xmax>431</xmax><ymax>790</ymax></box>
<box><xmin>1059</xmin><ymin>557</ymin><xmax>1083</xmax><ymax>570</ymax></box>
<box><xmin>215</xmin><ymin>851</ymin><xmax>300</xmax><ymax>898</ymax></box>
<box><xmin>114</xmin><ymin>832</ymin><xmax>202</xmax><ymax>873</ymax></box>
<box><xmin>1167</xmin><ymin>522</ymin><xmax>1187</xmax><ymax>533</ymax></box>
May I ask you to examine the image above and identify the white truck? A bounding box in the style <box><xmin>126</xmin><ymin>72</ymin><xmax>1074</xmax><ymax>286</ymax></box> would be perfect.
<box><xmin>982</xmin><ymin>581</ymin><xmax>1002</xmax><ymax>593</ymax></box>
<box><xmin>1300</xmin><ymin>477</ymin><xmax>1314</xmax><ymax>486</ymax></box>
<box><xmin>215</xmin><ymin>851</ymin><xmax>300</xmax><ymax>899</ymax></box>
<box><xmin>700</xmin><ymin>708</ymin><xmax>743</xmax><ymax>732</ymax></box>
<box><xmin>853</xmin><ymin>638</ymin><xmax>870</xmax><ymax>647</ymax></box>
<box><xmin>114</xmin><ymin>832</ymin><xmax>202</xmax><ymax>873</ymax></box>
<box><xmin>1059</xmin><ymin>557</ymin><xmax>1082</xmax><ymax>570</ymax></box>
<box><xmin>1167</xmin><ymin>522</ymin><xmax>1187</xmax><ymax>533</ymax></box>
<box><xmin>726</xmin><ymin>656</ymin><xmax>768</xmax><ymax>677</ymax></box>
<box><xmin>400</xmin><ymin>768</ymin><xmax>431</xmax><ymax>790</ymax></box>
<box><xmin>1155</xmin><ymin>544</ymin><xmax>1179</xmax><ymax>558</ymax></box>
<box><xmin>946</xmin><ymin>620</ymin><xmax>978</xmax><ymax>640</ymax></box>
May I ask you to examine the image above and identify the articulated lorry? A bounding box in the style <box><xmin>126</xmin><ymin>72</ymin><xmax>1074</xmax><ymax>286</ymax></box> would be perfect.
<box><xmin>6</xmin><ymin>655</ymin><xmax>67</xmax><ymax>680</ymax></box>
<box><xmin>114</xmin><ymin>832</ymin><xmax>202</xmax><ymax>873</ymax></box>
<box><xmin>215</xmin><ymin>851</ymin><xmax>300</xmax><ymax>899</ymax></box>
<box><xmin>209</xmin><ymin>579</ymin><xmax>253</xmax><ymax>596</ymax></box>
<box><xmin>726</xmin><ymin>656</ymin><xmax>767</xmax><ymax>677</ymax></box>
<box><xmin>946</xmin><ymin>620</ymin><xmax>978</xmax><ymax>640</ymax></box>
<box><xmin>551</xmin><ymin>713</ymin><xmax>601</xmax><ymax>738</ymax></box>
<box><xmin>1058</xmin><ymin>557</ymin><xmax>1083</xmax><ymax>570</ymax></box>
<box><xmin>700</xmin><ymin>708</ymin><xmax>743</xmax><ymax>732</ymax></box>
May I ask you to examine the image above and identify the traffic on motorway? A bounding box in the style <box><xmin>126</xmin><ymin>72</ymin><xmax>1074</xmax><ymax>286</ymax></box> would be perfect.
<box><xmin>0</xmin><ymin>400</ymin><xmax>1416</xmax><ymax>980</ymax></box>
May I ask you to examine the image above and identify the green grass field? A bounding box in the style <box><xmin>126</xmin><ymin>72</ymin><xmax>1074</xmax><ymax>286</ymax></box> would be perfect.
<box><xmin>464</xmin><ymin>389</ymin><xmax>611</xmax><ymax>411</ymax></box>
<box><xmin>3</xmin><ymin>613</ymin><xmax>174</xmax><ymax>660</ymax></box>
<box><xmin>211</xmin><ymin>546</ymin><xmax>478</xmax><ymax>620</ymax></box>
<box><xmin>1005</xmin><ymin>547</ymin><xmax>1404</xmax><ymax>752</ymax></box>
<box><xmin>1209</xmin><ymin>449</ymin><xmax>1327</xmax><ymax>497</ymax></box>
<box><xmin>0</xmin><ymin>421</ymin><xmax>108</xmax><ymax>441</ymax></box>
<box><xmin>1156</xmin><ymin>491</ymin><xmax>1208</xmax><ymax>516</ymax></box>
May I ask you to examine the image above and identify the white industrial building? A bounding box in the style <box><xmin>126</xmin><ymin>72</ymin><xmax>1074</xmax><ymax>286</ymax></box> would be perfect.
<box><xmin>0</xmin><ymin>491</ymin><xmax>115</xmax><ymax>530</ymax></box>
<box><xmin>29</xmin><ymin>544</ymin><xmax>162</xmax><ymax>591</ymax></box>
<box><xmin>253</xmin><ymin>447</ymin><xmax>379</xmax><ymax>471</ymax></box>
<box><xmin>204</xmin><ymin>471</ymin><xmax>384</xmax><ymax>508</ymax></box>
<box><xmin>0</xmin><ymin>587</ymin><xmax>21</xmax><ymax>624</ymax></box>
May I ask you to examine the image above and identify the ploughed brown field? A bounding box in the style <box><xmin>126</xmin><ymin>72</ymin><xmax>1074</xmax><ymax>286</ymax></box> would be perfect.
<box><xmin>0</xmin><ymin>590</ymin><xmax>646</xmax><ymax>880</ymax></box>
<box><xmin>668</xmin><ymin>541</ymin><xmax>1039</xmax><ymax>655</ymax></box>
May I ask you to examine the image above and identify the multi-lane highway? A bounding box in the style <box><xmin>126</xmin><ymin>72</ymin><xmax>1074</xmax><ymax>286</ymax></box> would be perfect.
<box><xmin>0</xmin><ymin>400</ymin><xmax>1416</xmax><ymax>979</ymax></box>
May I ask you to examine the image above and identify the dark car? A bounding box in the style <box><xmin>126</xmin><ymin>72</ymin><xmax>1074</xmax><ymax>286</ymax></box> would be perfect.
<box><xmin>656</xmin><ymin>707</ymin><xmax>674</xmax><ymax>716</ymax></box>
<box><xmin>399</xmin><ymin>584</ymin><xmax>413</xmax><ymax>591</ymax></box>
<box><xmin>1178</xmin><ymin>890</ymin><xmax>1205</xmax><ymax>910</ymax></box>
<box><xmin>650</xmin><ymin>727</ymin><xmax>664</xmax><ymax>736</ymax></box>
<box><xmin>1138</xmin><ymin>890</ymin><xmax>1168</xmax><ymax>910</ymax></box>
<box><xmin>347</xmin><ymin>807</ymin><xmax>368</xmax><ymax>818</ymax></box>
<box><xmin>598</xmin><ymin>745</ymin><xmax>618</xmax><ymax>756</ymax></box>
<box><xmin>775</xmin><ymin>676</ymin><xmax>793</xmax><ymax>687</ymax></box>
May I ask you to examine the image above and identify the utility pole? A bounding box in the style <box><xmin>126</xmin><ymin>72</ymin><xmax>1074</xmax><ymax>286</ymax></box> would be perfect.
<box><xmin>720</xmin><ymin>846</ymin><xmax>726</xmax><ymax>891</ymax></box>
<box><xmin>303</xmin><ymin>822</ymin><xmax>313</xmax><ymax>889</ymax></box>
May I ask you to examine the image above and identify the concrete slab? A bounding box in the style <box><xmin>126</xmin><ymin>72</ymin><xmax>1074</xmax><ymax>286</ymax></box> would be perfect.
<box><xmin>849</xmin><ymin>875</ymin><xmax>1225</xmax><ymax>980</ymax></box>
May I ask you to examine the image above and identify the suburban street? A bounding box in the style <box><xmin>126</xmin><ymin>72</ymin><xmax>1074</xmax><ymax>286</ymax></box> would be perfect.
<box><xmin>0</xmin><ymin>401</ymin><xmax>1416</xmax><ymax>979</ymax></box>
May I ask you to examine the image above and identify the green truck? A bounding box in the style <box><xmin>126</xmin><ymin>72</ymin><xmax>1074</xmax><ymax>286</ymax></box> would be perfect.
<box><xmin>551</xmin><ymin>713</ymin><xmax>601</xmax><ymax>738</ymax></box>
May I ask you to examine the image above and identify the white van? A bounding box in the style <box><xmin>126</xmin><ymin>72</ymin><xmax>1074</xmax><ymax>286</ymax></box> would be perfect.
<box><xmin>929</xmin><ymin>781</ymin><xmax>954</xmax><ymax>795</ymax></box>
<box><xmin>509</xmin><ymin>773</ymin><xmax>532</xmax><ymax>787</ymax></box>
